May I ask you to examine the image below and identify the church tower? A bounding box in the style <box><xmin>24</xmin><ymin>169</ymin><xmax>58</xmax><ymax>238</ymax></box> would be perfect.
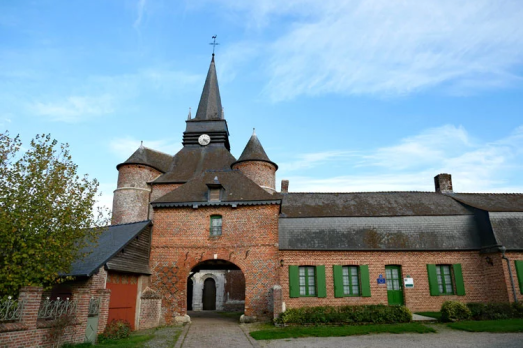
<box><xmin>231</xmin><ymin>130</ymin><xmax>278</xmax><ymax>193</ymax></box>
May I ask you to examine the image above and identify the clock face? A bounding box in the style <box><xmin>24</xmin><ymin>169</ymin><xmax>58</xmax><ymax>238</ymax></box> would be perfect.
<box><xmin>198</xmin><ymin>134</ymin><xmax>211</xmax><ymax>146</ymax></box>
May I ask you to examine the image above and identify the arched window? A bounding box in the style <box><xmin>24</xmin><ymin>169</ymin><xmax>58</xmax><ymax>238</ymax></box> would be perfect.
<box><xmin>210</xmin><ymin>215</ymin><xmax>222</xmax><ymax>236</ymax></box>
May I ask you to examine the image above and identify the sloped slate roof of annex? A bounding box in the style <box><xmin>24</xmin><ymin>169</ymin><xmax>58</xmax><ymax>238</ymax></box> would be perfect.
<box><xmin>152</xmin><ymin>170</ymin><xmax>281</xmax><ymax>206</ymax></box>
<box><xmin>152</xmin><ymin>145</ymin><xmax>237</xmax><ymax>184</ymax></box>
<box><xmin>65</xmin><ymin>220</ymin><xmax>151</xmax><ymax>277</ymax></box>
<box><xmin>280</xmin><ymin>192</ymin><xmax>472</xmax><ymax>218</ymax></box>
<box><xmin>447</xmin><ymin>193</ymin><xmax>523</xmax><ymax>212</ymax></box>
<box><xmin>117</xmin><ymin>146</ymin><xmax>172</xmax><ymax>173</ymax></box>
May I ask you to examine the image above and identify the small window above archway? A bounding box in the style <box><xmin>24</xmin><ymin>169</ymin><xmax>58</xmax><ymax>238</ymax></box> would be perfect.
<box><xmin>210</xmin><ymin>215</ymin><xmax>222</xmax><ymax>236</ymax></box>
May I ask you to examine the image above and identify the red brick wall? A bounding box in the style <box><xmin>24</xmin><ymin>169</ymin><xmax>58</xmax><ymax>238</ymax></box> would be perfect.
<box><xmin>232</xmin><ymin>162</ymin><xmax>276</xmax><ymax>193</ymax></box>
<box><xmin>112</xmin><ymin>165</ymin><xmax>162</xmax><ymax>225</ymax></box>
<box><xmin>280</xmin><ymin>250</ymin><xmax>503</xmax><ymax>312</ymax></box>
<box><xmin>149</xmin><ymin>205</ymin><xmax>280</xmax><ymax>322</ymax></box>
<box><xmin>225</xmin><ymin>270</ymin><xmax>245</xmax><ymax>301</ymax></box>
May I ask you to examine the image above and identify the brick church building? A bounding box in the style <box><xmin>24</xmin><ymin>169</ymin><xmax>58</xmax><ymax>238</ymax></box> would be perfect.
<box><xmin>108</xmin><ymin>54</ymin><xmax>523</xmax><ymax>326</ymax></box>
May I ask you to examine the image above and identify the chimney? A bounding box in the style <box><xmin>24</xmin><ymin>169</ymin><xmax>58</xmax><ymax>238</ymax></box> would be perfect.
<box><xmin>434</xmin><ymin>173</ymin><xmax>453</xmax><ymax>193</ymax></box>
<box><xmin>281</xmin><ymin>180</ymin><xmax>289</xmax><ymax>193</ymax></box>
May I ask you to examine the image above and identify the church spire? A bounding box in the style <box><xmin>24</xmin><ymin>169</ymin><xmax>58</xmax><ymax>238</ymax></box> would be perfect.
<box><xmin>194</xmin><ymin>55</ymin><xmax>223</xmax><ymax>120</ymax></box>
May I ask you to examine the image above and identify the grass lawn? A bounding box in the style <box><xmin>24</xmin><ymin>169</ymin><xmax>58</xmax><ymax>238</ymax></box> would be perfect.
<box><xmin>62</xmin><ymin>333</ymin><xmax>154</xmax><ymax>348</ymax></box>
<box><xmin>448</xmin><ymin>319</ymin><xmax>523</xmax><ymax>333</ymax></box>
<box><xmin>415</xmin><ymin>312</ymin><xmax>441</xmax><ymax>320</ymax></box>
<box><xmin>249</xmin><ymin>323</ymin><xmax>435</xmax><ymax>340</ymax></box>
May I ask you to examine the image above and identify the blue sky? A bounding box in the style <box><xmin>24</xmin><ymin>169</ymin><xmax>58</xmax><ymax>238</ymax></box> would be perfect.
<box><xmin>1</xmin><ymin>0</ymin><xmax>523</xmax><ymax>211</ymax></box>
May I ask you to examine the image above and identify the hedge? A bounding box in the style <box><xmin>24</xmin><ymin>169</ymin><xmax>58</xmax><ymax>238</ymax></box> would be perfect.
<box><xmin>275</xmin><ymin>305</ymin><xmax>412</xmax><ymax>325</ymax></box>
<box><xmin>467</xmin><ymin>302</ymin><xmax>523</xmax><ymax>321</ymax></box>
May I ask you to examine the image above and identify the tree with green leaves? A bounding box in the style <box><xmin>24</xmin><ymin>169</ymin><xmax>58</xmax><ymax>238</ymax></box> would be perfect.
<box><xmin>0</xmin><ymin>132</ymin><xmax>109</xmax><ymax>296</ymax></box>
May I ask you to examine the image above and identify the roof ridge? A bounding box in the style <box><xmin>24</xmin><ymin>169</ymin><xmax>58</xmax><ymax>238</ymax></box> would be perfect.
<box><xmin>142</xmin><ymin>146</ymin><xmax>173</xmax><ymax>157</ymax></box>
<box><xmin>110</xmin><ymin>220</ymin><xmax>151</xmax><ymax>227</ymax></box>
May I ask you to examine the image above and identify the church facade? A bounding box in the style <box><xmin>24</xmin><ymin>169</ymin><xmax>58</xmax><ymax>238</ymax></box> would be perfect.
<box><xmin>110</xmin><ymin>55</ymin><xmax>523</xmax><ymax>326</ymax></box>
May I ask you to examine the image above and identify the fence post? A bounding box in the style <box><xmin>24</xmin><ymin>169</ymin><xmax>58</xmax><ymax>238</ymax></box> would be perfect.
<box><xmin>18</xmin><ymin>286</ymin><xmax>43</xmax><ymax>346</ymax></box>
<box><xmin>71</xmin><ymin>288</ymin><xmax>90</xmax><ymax>344</ymax></box>
<box><xmin>96</xmin><ymin>288</ymin><xmax>111</xmax><ymax>335</ymax></box>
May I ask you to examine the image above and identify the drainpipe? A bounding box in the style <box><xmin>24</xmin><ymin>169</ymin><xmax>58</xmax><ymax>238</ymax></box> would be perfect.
<box><xmin>500</xmin><ymin>246</ymin><xmax>518</xmax><ymax>303</ymax></box>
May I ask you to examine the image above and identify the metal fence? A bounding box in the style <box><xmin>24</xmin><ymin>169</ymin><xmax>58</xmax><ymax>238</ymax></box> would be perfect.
<box><xmin>0</xmin><ymin>296</ymin><xmax>25</xmax><ymax>322</ymax></box>
<box><xmin>38</xmin><ymin>297</ymin><xmax>77</xmax><ymax>319</ymax></box>
<box><xmin>88</xmin><ymin>297</ymin><xmax>100</xmax><ymax>317</ymax></box>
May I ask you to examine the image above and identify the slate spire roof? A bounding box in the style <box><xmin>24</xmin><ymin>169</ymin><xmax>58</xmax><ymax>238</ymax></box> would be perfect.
<box><xmin>195</xmin><ymin>55</ymin><xmax>223</xmax><ymax>120</ymax></box>
<box><xmin>232</xmin><ymin>129</ymin><xmax>278</xmax><ymax>169</ymax></box>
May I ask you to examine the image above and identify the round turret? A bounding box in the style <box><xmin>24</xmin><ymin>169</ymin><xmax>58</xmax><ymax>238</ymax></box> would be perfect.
<box><xmin>231</xmin><ymin>130</ymin><xmax>278</xmax><ymax>193</ymax></box>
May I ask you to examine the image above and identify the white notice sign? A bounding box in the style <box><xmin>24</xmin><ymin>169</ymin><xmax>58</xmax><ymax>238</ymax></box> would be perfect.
<box><xmin>404</xmin><ymin>277</ymin><xmax>414</xmax><ymax>288</ymax></box>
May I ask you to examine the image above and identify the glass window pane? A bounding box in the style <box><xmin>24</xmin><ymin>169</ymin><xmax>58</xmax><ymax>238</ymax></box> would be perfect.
<box><xmin>386</xmin><ymin>269</ymin><xmax>392</xmax><ymax>279</ymax></box>
<box><xmin>392</xmin><ymin>269</ymin><xmax>398</xmax><ymax>279</ymax></box>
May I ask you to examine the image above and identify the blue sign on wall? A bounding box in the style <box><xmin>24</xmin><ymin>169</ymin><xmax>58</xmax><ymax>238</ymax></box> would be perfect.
<box><xmin>377</xmin><ymin>274</ymin><xmax>386</xmax><ymax>285</ymax></box>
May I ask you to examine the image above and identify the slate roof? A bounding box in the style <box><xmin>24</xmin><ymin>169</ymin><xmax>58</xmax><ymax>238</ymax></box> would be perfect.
<box><xmin>65</xmin><ymin>221</ymin><xmax>151</xmax><ymax>277</ymax></box>
<box><xmin>489</xmin><ymin>212</ymin><xmax>523</xmax><ymax>250</ymax></box>
<box><xmin>152</xmin><ymin>170</ymin><xmax>281</xmax><ymax>206</ymax></box>
<box><xmin>447</xmin><ymin>193</ymin><xmax>523</xmax><ymax>212</ymax></box>
<box><xmin>195</xmin><ymin>55</ymin><xmax>222</xmax><ymax>120</ymax></box>
<box><xmin>279</xmin><ymin>215</ymin><xmax>482</xmax><ymax>250</ymax></box>
<box><xmin>117</xmin><ymin>146</ymin><xmax>172</xmax><ymax>173</ymax></box>
<box><xmin>232</xmin><ymin>132</ymin><xmax>278</xmax><ymax>169</ymax></box>
<box><xmin>153</xmin><ymin>145</ymin><xmax>237</xmax><ymax>184</ymax></box>
<box><xmin>280</xmin><ymin>192</ymin><xmax>472</xmax><ymax>218</ymax></box>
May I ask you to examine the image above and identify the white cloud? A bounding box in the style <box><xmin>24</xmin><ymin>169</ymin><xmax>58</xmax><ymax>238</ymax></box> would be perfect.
<box><xmin>134</xmin><ymin>0</ymin><xmax>147</xmax><ymax>29</ymax></box>
<box><xmin>31</xmin><ymin>94</ymin><xmax>114</xmax><ymax>122</ymax></box>
<box><xmin>278</xmin><ymin>124</ymin><xmax>523</xmax><ymax>193</ymax></box>
<box><xmin>217</xmin><ymin>0</ymin><xmax>523</xmax><ymax>100</ymax></box>
<box><xmin>109</xmin><ymin>136</ymin><xmax>181</xmax><ymax>161</ymax></box>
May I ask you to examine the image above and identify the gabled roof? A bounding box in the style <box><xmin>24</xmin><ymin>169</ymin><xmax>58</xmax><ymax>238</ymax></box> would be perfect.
<box><xmin>232</xmin><ymin>131</ymin><xmax>277</xmax><ymax>169</ymax></box>
<box><xmin>194</xmin><ymin>55</ymin><xmax>222</xmax><ymax>120</ymax></box>
<box><xmin>280</xmin><ymin>192</ymin><xmax>472</xmax><ymax>218</ymax></box>
<box><xmin>152</xmin><ymin>170</ymin><xmax>281</xmax><ymax>206</ymax></box>
<box><xmin>117</xmin><ymin>145</ymin><xmax>172</xmax><ymax>173</ymax></box>
<box><xmin>489</xmin><ymin>212</ymin><xmax>523</xmax><ymax>250</ymax></box>
<box><xmin>65</xmin><ymin>220</ymin><xmax>151</xmax><ymax>277</ymax></box>
<box><xmin>153</xmin><ymin>145</ymin><xmax>237</xmax><ymax>184</ymax></box>
<box><xmin>447</xmin><ymin>193</ymin><xmax>523</xmax><ymax>212</ymax></box>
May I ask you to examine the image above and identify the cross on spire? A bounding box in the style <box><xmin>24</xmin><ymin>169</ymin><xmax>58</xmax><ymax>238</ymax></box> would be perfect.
<box><xmin>209</xmin><ymin>35</ymin><xmax>219</xmax><ymax>56</ymax></box>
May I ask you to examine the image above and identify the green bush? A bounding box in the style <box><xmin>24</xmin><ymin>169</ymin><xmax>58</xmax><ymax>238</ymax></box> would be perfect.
<box><xmin>100</xmin><ymin>319</ymin><xmax>132</xmax><ymax>341</ymax></box>
<box><xmin>275</xmin><ymin>305</ymin><xmax>412</xmax><ymax>325</ymax></box>
<box><xmin>441</xmin><ymin>301</ymin><xmax>471</xmax><ymax>322</ymax></box>
<box><xmin>467</xmin><ymin>302</ymin><xmax>523</xmax><ymax>320</ymax></box>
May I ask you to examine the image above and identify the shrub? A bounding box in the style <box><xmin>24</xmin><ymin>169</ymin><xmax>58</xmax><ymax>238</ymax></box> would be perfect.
<box><xmin>467</xmin><ymin>302</ymin><xmax>523</xmax><ymax>320</ymax></box>
<box><xmin>275</xmin><ymin>305</ymin><xmax>412</xmax><ymax>325</ymax></box>
<box><xmin>441</xmin><ymin>301</ymin><xmax>471</xmax><ymax>322</ymax></box>
<box><xmin>100</xmin><ymin>319</ymin><xmax>132</xmax><ymax>341</ymax></box>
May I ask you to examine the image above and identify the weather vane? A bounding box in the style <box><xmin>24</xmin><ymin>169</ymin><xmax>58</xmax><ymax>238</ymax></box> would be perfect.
<box><xmin>209</xmin><ymin>35</ymin><xmax>219</xmax><ymax>55</ymax></box>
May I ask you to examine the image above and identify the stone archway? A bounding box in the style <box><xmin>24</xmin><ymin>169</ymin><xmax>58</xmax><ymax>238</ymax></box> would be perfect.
<box><xmin>188</xmin><ymin>259</ymin><xmax>245</xmax><ymax>313</ymax></box>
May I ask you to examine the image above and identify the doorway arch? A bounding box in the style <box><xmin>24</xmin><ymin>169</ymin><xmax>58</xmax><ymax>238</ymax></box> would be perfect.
<box><xmin>188</xmin><ymin>259</ymin><xmax>245</xmax><ymax>313</ymax></box>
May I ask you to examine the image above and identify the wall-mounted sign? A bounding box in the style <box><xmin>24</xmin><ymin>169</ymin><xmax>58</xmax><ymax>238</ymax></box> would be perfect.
<box><xmin>404</xmin><ymin>277</ymin><xmax>414</xmax><ymax>288</ymax></box>
<box><xmin>377</xmin><ymin>274</ymin><xmax>386</xmax><ymax>285</ymax></box>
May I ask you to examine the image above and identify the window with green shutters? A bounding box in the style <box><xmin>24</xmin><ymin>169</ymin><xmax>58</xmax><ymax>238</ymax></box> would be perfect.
<box><xmin>333</xmin><ymin>265</ymin><xmax>371</xmax><ymax>297</ymax></box>
<box><xmin>515</xmin><ymin>260</ymin><xmax>523</xmax><ymax>295</ymax></box>
<box><xmin>427</xmin><ymin>263</ymin><xmax>465</xmax><ymax>296</ymax></box>
<box><xmin>289</xmin><ymin>265</ymin><xmax>327</xmax><ymax>298</ymax></box>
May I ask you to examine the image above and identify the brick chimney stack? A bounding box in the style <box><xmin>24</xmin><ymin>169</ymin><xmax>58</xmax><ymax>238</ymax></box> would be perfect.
<box><xmin>434</xmin><ymin>173</ymin><xmax>453</xmax><ymax>193</ymax></box>
<box><xmin>281</xmin><ymin>180</ymin><xmax>289</xmax><ymax>193</ymax></box>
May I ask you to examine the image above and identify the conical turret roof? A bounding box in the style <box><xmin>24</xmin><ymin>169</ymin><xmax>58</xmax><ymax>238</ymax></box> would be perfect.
<box><xmin>194</xmin><ymin>55</ymin><xmax>222</xmax><ymax>120</ymax></box>
<box><xmin>232</xmin><ymin>130</ymin><xmax>278</xmax><ymax>169</ymax></box>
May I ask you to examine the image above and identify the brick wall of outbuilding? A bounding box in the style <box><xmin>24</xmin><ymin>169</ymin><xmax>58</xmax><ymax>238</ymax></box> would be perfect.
<box><xmin>279</xmin><ymin>250</ymin><xmax>509</xmax><ymax>312</ymax></box>
<box><xmin>149</xmin><ymin>205</ymin><xmax>280</xmax><ymax>323</ymax></box>
<box><xmin>504</xmin><ymin>252</ymin><xmax>523</xmax><ymax>303</ymax></box>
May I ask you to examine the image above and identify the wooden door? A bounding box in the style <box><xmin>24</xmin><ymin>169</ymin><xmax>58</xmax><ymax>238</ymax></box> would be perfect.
<box><xmin>385</xmin><ymin>266</ymin><xmax>404</xmax><ymax>306</ymax></box>
<box><xmin>106</xmin><ymin>278</ymin><xmax>138</xmax><ymax>329</ymax></box>
<box><xmin>202</xmin><ymin>278</ymin><xmax>216</xmax><ymax>310</ymax></box>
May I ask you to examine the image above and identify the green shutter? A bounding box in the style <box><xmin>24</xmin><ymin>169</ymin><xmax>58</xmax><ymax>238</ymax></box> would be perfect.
<box><xmin>333</xmin><ymin>265</ymin><xmax>344</xmax><ymax>298</ymax></box>
<box><xmin>515</xmin><ymin>260</ymin><xmax>523</xmax><ymax>295</ymax></box>
<box><xmin>427</xmin><ymin>264</ymin><xmax>439</xmax><ymax>296</ymax></box>
<box><xmin>453</xmin><ymin>264</ymin><xmax>465</xmax><ymax>296</ymax></box>
<box><xmin>360</xmin><ymin>265</ymin><xmax>371</xmax><ymax>297</ymax></box>
<box><xmin>316</xmin><ymin>265</ymin><xmax>327</xmax><ymax>298</ymax></box>
<box><xmin>289</xmin><ymin>266</ymin><xmax>300</xmax><ymax>298</ymax></box>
